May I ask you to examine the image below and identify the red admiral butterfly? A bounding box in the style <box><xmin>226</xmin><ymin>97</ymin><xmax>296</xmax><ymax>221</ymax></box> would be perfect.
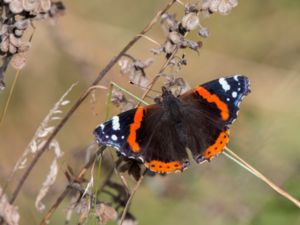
<box><xmin>94</xmin><ymin>75</ymin><xmax>250</xmax><ymax>173</ymax></box>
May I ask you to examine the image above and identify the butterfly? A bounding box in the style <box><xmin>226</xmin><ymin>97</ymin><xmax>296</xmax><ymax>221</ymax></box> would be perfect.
<box><xmin>94</xmin><ymin>75</ymin><xmax>250</xmax><ymax>173</ymax></box>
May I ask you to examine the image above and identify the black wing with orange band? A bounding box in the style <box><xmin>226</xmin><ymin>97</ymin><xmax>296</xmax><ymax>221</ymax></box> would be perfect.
<box><xmin>178</xmin><ymin>75</ymin><xmax>250</xmax><ymax>163</ymax></box>
<box><xmin>94</xmin><ymin>75</ymin><xmax>250</xmax><ymax>174</ymax></box>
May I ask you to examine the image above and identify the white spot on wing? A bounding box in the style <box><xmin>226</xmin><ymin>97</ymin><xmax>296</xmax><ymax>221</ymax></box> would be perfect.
<box><xmin>232</xmin><ymin>91</ymin><xmax>237</xmax><ymax>98</ymax></box>
<box><xmin>226</xmin><ymin>98</ymin><xmax>230</xmax><ymax>102</ymax></box>
<box><xmin>234</xmin><ymin>75</ymin><xmax>239</xmax><ymax>81</ymax></box>
<box><xmin>112</xmin><ymin>116</ymin><xmax>120</xmax><ymax>130</ymax></box>
<box><xmin>111</xmin><ymin>134</ymin><xmax>118</xmax><ymax>141</ymax></box>
<box><xmin>121</xmin><ymin>136</ymin><xmax>125</xmax><ymax>139</ymax></box>
<box><xmin>100</xmin><ymin>124</ymin><xmax>104</xmax><ymax>129</ymax></box>
<box><xmin>219</xmin><ymin>78</ymin><xmax>231</xmax><ymax>92</ymax></box>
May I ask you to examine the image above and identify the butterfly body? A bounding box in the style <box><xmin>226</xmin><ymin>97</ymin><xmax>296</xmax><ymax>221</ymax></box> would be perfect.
<box><xmin>94</xmin><ymin>75</ymin><xmax>250</xmax><ymax>174</ymax></box>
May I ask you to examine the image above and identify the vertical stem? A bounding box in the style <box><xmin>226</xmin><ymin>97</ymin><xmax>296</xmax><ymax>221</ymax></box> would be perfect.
<box><xmin>224</xmin><ymin>147</ymin><xmax>300</xmax><ymax>208</ymax></box>
<box><xmin>0</xmin><ymin>70</ymin><xmax>21</xmax><ymax>126</ymax></box>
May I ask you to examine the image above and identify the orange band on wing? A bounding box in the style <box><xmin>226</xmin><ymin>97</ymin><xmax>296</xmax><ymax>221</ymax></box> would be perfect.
<box><xmin>203</xmin><ymin>130</ymin><xmax>230</xmax><ymax>159</ymax></box>
<box><xmin>145</xmin><ymin>160</ymin><xmax>183</xmax><ymax>173</ymax></box>
<box><xmin>196</xmin><ymin>87</ymin><xmax>229</xmax><ymax>121</ymax></box>
<box><xmin>127</xmin><ymin>107</ymin><xmax>144</xmax><ymax>153</ymax></box>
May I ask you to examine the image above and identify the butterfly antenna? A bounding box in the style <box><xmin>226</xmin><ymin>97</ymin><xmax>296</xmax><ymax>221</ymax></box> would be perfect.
<box><xmin>129</xmin><ymin>81</ymin><xmax>162</xmax><ymax>94</ymax></box>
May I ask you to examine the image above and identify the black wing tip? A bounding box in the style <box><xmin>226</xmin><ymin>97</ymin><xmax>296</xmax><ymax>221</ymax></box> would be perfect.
<box><xmin>93</xmin><ymin>126</ymin><xmax>104</xmax><ymax>145</ymax></box>
<box><xmin>237</xmin><ymin>75</ymin><xmax>251</xmax><ymax>96</ymax></box>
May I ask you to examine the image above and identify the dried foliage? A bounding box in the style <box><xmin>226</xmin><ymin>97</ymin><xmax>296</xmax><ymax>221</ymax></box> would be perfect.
<box><xmin>10</xmin><ymin>83</ymin><xmax>76</xmax><ymax>174</ymax></box>
<box><xmin>95</xmin><ymin>203</ymin><xmax>118</xmax><ymax>224</ymax></box>
<box><xmin>0</xmin><ymin>0</ymin><xmax>65</xmax><ymax>90</ymax></box>
<box><xmin>0</xmin><ymin>186</ymin><xmax>19</xmax><ymax>225</ymax></box>
<box><xmin>35</xmin><ymin>140</ymin><xmax>63</xmax><ymax>211</ymax></box>
<box><xmin>111</xmin><ymin>88</ymin><xmax>136</xmax><ymax>112</ymax></box>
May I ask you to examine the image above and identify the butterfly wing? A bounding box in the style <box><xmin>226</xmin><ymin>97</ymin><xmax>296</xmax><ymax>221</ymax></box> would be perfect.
<box><xmin>94</xmin><ymin>108</ymin><xmax>140</xmax><ymax>159</ymax></box>
<box><xmin>179</xmin><ymin>75</ymin><xmax>250</xmax><ymax>161</ymax></box>
<box><xmin>197</xmin><ymin>75</ymin><xmax>250</xmax><ymax>126</ymax></box>
<box><xmin>94</xmin><ymin>75</ymin><xmax>250</xmax><ymax>173</ymax></box>
<box><xmin>94</xmin><ymin>105</ymin><xmax>190</xmax><ymax>173</ymax></box>
<box><xmin>135</xmin><ymin>105</ymin><xmax>190</xmax><ymax>173</ymax></box>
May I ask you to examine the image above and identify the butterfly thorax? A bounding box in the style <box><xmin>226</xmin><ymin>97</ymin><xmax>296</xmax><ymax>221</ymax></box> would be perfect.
<box><xmin>161</xmin><ymin>88</ymin><xmax>184</xmax><ymax>123</ymax></box>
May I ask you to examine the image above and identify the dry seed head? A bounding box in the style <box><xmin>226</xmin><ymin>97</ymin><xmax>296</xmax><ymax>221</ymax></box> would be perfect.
<box><xmin>9</xmin><ymin>0</ymin><xmax>23</xmax><ymax>14</ymax></box>
<box><xmin>40</xmin><ymin>0</ymin><xmax>51</xmax><ymax>12</ymax></box>
<box><xmin>184</xmin><ymin>3</ymin><xmax>200</xmax><ymax>14</ymax></box>
<box><xmin>164</xmin><ymin>75</ymin><xmax>191</xmax><ymax>96</ymax></box>
<box><xmin>95</xmin><ymin>204</ymin><xmax>118</xmax><ymax>225</ymax></box>
<box><xmin>198</xmin><ymin>26</ymin><xmax>209</xmax><ymax>38</ymax></box>
<box><xmin>168</xmin><ymin>31</ymin><xmax>184</xmax><ymax>45</ymax></box>
<box><xmin>181</xmin><ymin>13</ymin><xmax>200</xmax><ymax>31</ymax></box>
<box><xmin>111</xmin><ymin>88</ymin><xmax>135</xmax><ymax>112</ymax></box>
<box><xmin>9</xmin><ymin>44</ymin><xmax>17</xmax><ymax>54</ymax></box>
<box><xmin>22</xmin><ymin>0</ymin><xmax>38</xmax><ymax>12</ymax></box>
<box><xmin>0</xmin><ymin>37</ymin><xmax>9</xmax><ymax>53</ymax></box>
<box><xmin>160</xmin><ymin>13</ymin><xmax>178</xmax><ymax>31</ymax></box>
<box><xmin>163</xmin><ymin>40</ymin><xmax>176</xmax><ymax>54</ymax></box>
<box><xmin>14</xmin><ymin>19</ymin><xmax>30</xmax><ymax>30</ymax></box>
<box><xmin>11</xmin><ymin>53</ymin><xmax>26</xmax><ymax>70</ymax></box>
<box><xmin>203</xmin><ymin>0</ymin><xmax>238</xmax><ymax>15</ymax></box>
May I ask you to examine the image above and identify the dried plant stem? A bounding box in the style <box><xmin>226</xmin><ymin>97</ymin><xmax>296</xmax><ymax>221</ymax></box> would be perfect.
<box><xmin>140</xmin><ymin>48</ymin><xmax>179</xmax><ymax>103</ymax></box>
<box><xmin>136</xmin><ymin>34</ymin><xmax>161</xmax><ymax>46</ymax></box>
<box><xmin>39</xmin><ymin>147</ymin><xmax>105</xmax><ymax>225</ymax></box>
<box><xmin>224</xmin><ymin>147</ymin><xmax>300</xmax><ymax>208</ymax></box>
<box><xmin>9</xmin><ymin>0</ymin><xmax>177</xmax><ymax>204</ymax></box>
<box><xmin>119</xmin><ymin>172</ymin><xmax>145</xmax><ymax>225</ymax></box>
<box><xmin>111</xmin><ymin>82</ymin><xmax>149</xmax><ymax>105</ymax></box>
<box><xmin>0</xmin><ymin>69</ymin><xmax>21</xmax><ymax>126</ymax></box>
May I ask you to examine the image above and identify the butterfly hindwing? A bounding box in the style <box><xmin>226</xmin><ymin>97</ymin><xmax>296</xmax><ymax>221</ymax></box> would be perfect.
<box><xmin>178</xmin><ymin>91</ymin><xmax>228</xmax><ymax>162</ymax></box>
<box><xmin>136</xmin><ymin>105</ymin><xmax>190</xmax><ymax>173</ymax></box>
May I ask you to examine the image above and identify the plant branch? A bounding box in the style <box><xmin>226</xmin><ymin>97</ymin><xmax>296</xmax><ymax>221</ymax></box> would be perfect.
<box><xmin>224</xmin><ymin>147</ymin><xmax>300</xmax><ymax>208</ymax></box>
<box><xmin>119</xmin><ymin>171</ymin><xmax>146</xmax><ymax>225</ymax></box>
<box><xmin>39</xmin><ymin>146</ymin><xmax>105</xmax><ymax>225</ymax></box>
<box><xmin>0</xmin><ymin>70</ymin><xmax>21</xmax><ymax>126</ymax></box>
<box><xmin>9</xmin><ymin>0</ymin><xmax>177</xmax><ymax>204</ymax></box>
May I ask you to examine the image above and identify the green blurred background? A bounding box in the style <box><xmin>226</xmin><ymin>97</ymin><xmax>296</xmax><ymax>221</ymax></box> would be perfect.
<box><xmin>1</xmin><ymin>0</ymin><xmax>300</xmax><ymax>224</ymax></box>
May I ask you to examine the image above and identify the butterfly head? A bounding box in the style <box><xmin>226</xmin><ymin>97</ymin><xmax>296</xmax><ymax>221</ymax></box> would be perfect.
<box><xmin>161</xmin><ymin>86</ymin><xmax>173</xmax><ymax>98</ymax></box>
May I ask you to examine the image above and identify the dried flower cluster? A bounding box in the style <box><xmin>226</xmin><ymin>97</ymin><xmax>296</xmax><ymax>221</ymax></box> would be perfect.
<box><xmin>111</xmin><ymin>88</ymin><xmax>136</xmax><ymax>112</ymax></box>
<box><xmin>0</xmin><ymin>0</ymin><xmax>65</xmax><ymax>90</ymax></box>
<box><xmin>203</xmin><ymin>0</ymin><xmax>238</xmax><ymax>15</ymax></box>
<box><xmin>115</xmin><ymin>0</ymin><xmax>240</xmax><ymax>107</ymax></box>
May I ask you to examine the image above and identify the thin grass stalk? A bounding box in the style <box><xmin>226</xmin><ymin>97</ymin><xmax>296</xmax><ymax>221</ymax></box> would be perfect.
<box><xmin>224</xmin><ymin>147</ymin><xmax>300</xmax><ymax>208</ymax></box>
<box><xmin>39</xmin><ymin>146</ymin><xmax>105</xmax><ymax>225</ymax></box>
<box><xmin>0</xmin><ymin>70</ymin><xmax>21</xmax><ymax>126</ymax></box>
<box><xmin>111</xmin><ymin>82</ymin><xmax>149</xmax><ymax>105</ymax></box>
<box><xmin>119</xmin><ymin>172</ymin><xmax>145</xmax><ymax>225</ymax></box>
<box><xmin>9</xmin><ymin>0</ymin><xmax>177</xmax><ymax>204</ymax></box>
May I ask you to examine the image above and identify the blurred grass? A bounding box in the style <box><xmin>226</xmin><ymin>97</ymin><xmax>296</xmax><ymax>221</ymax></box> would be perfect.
<box><xmin>0</xmin><ymin>0</ymin><xmax>300</xmax><ymax>224</ymax></box>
